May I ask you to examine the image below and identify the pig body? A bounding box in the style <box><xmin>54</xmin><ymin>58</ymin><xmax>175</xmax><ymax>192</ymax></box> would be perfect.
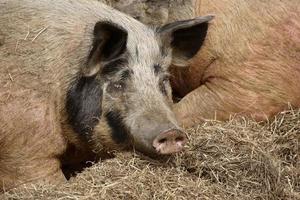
<box><xmin>0</xmin><ymin>0</ymin><xmax>133</xmax><ymax>189</ymax></box>
<box><xmin>172</xmin><ymin>0</ymin><xmax>300</xmax><ymax>126</ymax></box>
<box><xmin>0</xmin><ymin>0</ymin><xmax>211</xmax><ymax>190</ymax></box>
<box><xmin>109</xmin><ymin>0</ymin><xmax>300</xmax><ymax>126</ymax></box>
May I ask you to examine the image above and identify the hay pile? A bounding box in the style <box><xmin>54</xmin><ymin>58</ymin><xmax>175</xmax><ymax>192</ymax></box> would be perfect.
<box><xmin>2</xmin><ymin>110</ymin><xmax>299</xmax><ymax>200</ymax></box>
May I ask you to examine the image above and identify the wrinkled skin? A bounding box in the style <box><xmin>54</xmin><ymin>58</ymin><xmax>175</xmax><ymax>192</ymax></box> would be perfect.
<box><xmin>0</xmin><ymin>0</ymin><xmax>212</xmax><ymax>191</ymax></box>
<box><xmin>109</xmin><ymin>0</ymin><xmax>300</xmax><ymax>127</ymax></box>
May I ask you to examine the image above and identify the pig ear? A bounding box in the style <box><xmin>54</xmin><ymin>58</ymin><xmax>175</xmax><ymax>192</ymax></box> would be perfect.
<box><xmin>158</xmin><ymin>15</ymin><xmax>214</xmax><ymax>67</ymax></box>
<box><xmin>83</xmin><ymin>22</ymin><xmax>128</xmax><ymax>77</ymax></box>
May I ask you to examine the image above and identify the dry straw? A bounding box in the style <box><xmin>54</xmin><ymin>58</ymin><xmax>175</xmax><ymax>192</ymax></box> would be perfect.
<box><xmin>2</xmin><ymin>109</ymin><xmax>299</xmax><ymax>200</ymax></box>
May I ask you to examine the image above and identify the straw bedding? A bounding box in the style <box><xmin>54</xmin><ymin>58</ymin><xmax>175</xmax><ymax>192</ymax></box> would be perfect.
<box><xmin>2</xmin><ymin>109</ymin><xmax>299</xmax><ymax>200</ymax></box>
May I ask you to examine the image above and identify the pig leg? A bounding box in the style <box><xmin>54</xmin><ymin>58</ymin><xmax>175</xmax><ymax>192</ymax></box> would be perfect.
<box><xmin>173</xmin><ymin>83</ymin><xmax>226</xmax><ymax>127</ymax></box>
<box><xmin>173</xmin><ymin>79</ymin><xmax>287</xmax><ymax>127</ymax></box>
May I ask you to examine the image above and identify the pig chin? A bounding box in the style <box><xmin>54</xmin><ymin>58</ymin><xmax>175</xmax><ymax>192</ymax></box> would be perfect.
<box><xmin>132</xmin><ymin>138</ymin><xmax>159</xmax><ymax>157</ymax></box>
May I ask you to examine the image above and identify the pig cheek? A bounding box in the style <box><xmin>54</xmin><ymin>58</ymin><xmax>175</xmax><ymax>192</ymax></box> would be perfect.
<box><xmin>91</xmin><ymin>118</ymin><xmax>131</xmax><ymax>153</ymax></box>
<box><xmin>91</xmin><ymin>118</ymin><xmax>117</xmax><ymax>151</ymax></box>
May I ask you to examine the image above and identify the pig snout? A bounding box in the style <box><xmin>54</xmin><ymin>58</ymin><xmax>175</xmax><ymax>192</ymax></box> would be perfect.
<box><xmin>131</xmin><ymin>117</ymin><xmax>187</xmax><ymax>156</ymax></box>
<box><xmin>152</xmin><ymin>129</ymin><xmax>187</xmax><ymax>154</ymax></box>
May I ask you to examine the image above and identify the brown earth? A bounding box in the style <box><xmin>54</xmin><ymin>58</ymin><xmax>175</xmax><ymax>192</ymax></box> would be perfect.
<box><xmin>2</xmin><ymin>109</ymin><xmax>299</xmax><ymax>200</ymax></box>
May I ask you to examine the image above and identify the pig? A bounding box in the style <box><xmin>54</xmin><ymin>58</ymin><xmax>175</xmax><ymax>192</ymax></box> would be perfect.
<box><xmin>0</xmin><ymin>0</ymin><xmax>213</xmax><ymax>190</ymax></box>
<box><xmin>108</xmin><ymin>0</ymin><xmax>300</xmax><ymax>127</ymax></box>
<box><xmin>172</xmin><ymin>0</ymin><xmax>300</xmax><ymax>126</ymax></box>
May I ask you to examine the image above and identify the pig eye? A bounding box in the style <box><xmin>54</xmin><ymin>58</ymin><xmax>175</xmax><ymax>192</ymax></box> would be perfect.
<box><xmin>114</xmin><ymin>83</ymin><xmax>123</xmax><ymax>89</ymax></box>
<box><xmin>108</xmin><ymin>81</ymin><xmax>125</xmax><ymax>92</ymax></box>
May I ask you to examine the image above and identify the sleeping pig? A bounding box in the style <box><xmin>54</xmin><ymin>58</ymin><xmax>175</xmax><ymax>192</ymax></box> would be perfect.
<box><xmin>0</xmin><ymin>0</ymin><xmax>212</xmax><ymax>190</ymax></box>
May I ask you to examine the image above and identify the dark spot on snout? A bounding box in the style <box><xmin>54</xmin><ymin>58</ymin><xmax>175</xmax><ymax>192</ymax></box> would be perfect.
<box><xmin>105</xmin><ymin>110</ymin><xmax>130</xmax><ymax>144</ymax></box>
<box><xmin>66</xmin><ymin>76</ymin><xmax>102</xmax><ymax>140</ymax></box>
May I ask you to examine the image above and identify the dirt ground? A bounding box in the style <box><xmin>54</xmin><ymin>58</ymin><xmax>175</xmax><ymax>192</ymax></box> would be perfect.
<box><xmin>1</xmin><ymin>109</ymin><xmax>299</xmax><ymax>200</ymax></box>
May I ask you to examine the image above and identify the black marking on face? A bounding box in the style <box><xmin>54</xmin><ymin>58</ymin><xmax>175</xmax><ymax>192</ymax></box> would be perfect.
<box><xmin>66</xmin><ymin>76</ymin><xmax>102</xmax><ymax>139</ymax></box>
<box><xmin>101</xmin><ymin>58</ymin><xmax>127</xmax><ymax>76</ymax></box>
<box><xmin>105</xmin><ymin>110</ymin><xmax>130</xmax><ymax>144</ymax></box>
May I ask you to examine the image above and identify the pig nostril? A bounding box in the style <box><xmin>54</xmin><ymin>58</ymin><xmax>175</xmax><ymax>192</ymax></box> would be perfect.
<box><xmin>158</xmin><ymin>138</ymin><xmax>167</xmax><ymax>144</ymax></box>
<box><xmin>153</xmin><ymin>129</ymin><xmax>187</xmax><ymax>154</ymax></box>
